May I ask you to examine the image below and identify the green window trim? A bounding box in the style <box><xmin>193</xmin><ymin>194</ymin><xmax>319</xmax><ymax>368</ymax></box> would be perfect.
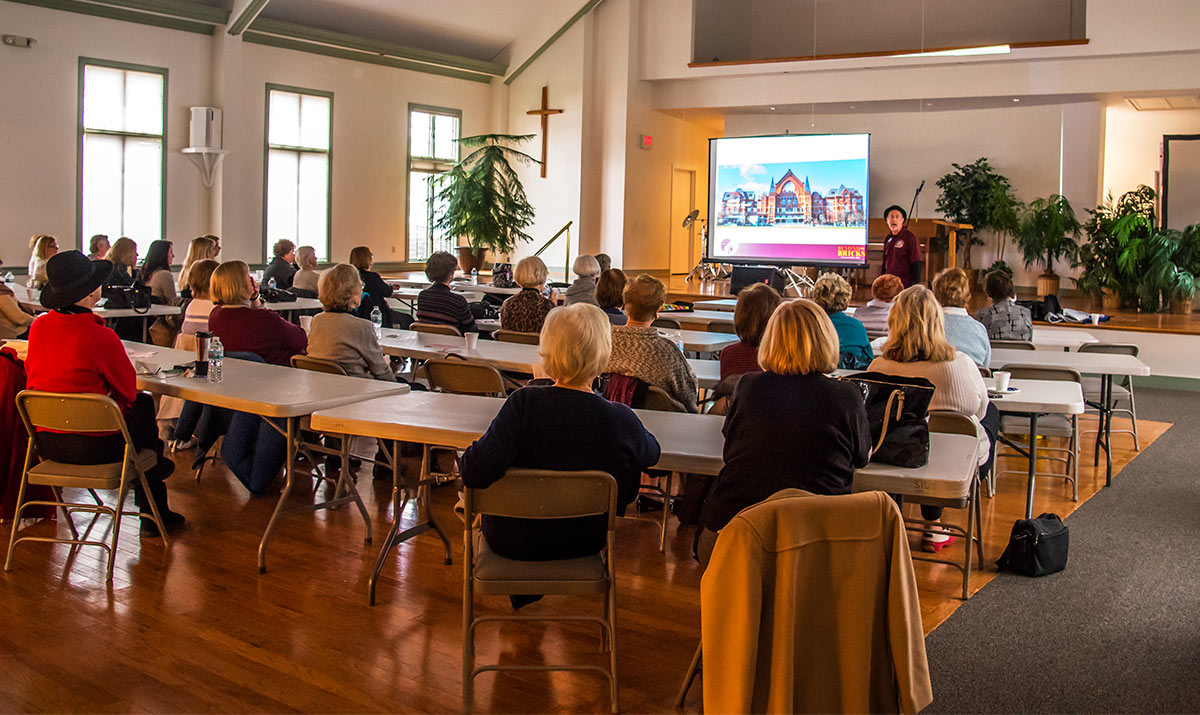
<box><xmin>262</xmin><ymin>83</ymin><xmax>334</xmax><ymax>264</ymax></box>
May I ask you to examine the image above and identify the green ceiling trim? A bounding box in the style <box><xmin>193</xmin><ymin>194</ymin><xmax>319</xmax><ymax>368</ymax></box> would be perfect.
<box><xmin>248</xmin><ymin>17</ymin><xmax>506</xmax><ymax>77</ymax></box>
<box><xmin>4</xmin><ymin>0</ymin><xmax>217</xmax><ymax>34</ymax></box>
<box><xmin>505</xmin><ymin>0</ymin><xmax>605</xmax><ymax>85</ymax></box>
<box><xmin>227</xmin><ymin>0</ymin><xmax>269</xmax><ymax>36</ymax></box>
<box><xmin>98</xmin><ymin>0</ymin><xmax>228</xmax><ymax>24</ymax></box>
<box><xmin>242</xmin><ymin>31</ymin><xmax>494</xmax><ymax>84</ymax></box>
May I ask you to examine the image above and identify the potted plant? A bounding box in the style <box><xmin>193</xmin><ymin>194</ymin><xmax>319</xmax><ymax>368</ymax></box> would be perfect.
<box><xmin>1013</xmin><ymin>194</ymin><xmax>1082</xmax><ymax>297</ymax></box>
<box><xmin>435</xmin><ymin>133</ymin><xmax>539</xmax><ymax>275</ymax></box>
<box><xmin>1082</xmin><ymin>186</ymin><xmax>1157</xmax><ymax>310</ymax></box>
<box><xmin>935</xmin><ymin>157</ymin><xmax>1022</xmax><ymax>285</ymax></box>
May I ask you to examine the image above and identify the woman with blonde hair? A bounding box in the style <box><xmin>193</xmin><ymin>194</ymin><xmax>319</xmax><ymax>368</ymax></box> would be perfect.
<box><xmin>178</xmin><ymin>236</ymin><xmax>217</xmax><ymax>298</ymax></box>
<box><xmin>306</xmin><ymin>263</ymin><xmax>393</xmax><ymax>381</ymax></box>
<box><xmin>292</xmin><ymin>245</ymin><xmax>321</xmax><ymax>297</ymax></box>
<box><xmin>207</xmin><ymin>260</ymin><xmax>307</xmax><ymax>366</ymax></box>
<box><xmin>0</xmin><ymin>257</ymin><xmax>34</xmax><ymax>338</ymax></box>
<box><xmin>105</xmin><ymin>237</ymin><xmax>138</xmax><ymax>287</ymax></box>
<box><xmin>564</xmin><ymin>254</ymin><xmax>601</xmax><ymax>306</ymax></box>
<box><xmin>869</xmin><ymin>284</ymin><xmax>997</xmax><ymax>551</ymax></box>
<box><xmin>697</xmin><ymin>299</ymin><xmax>871</xmax><ymax>561</ymax></box>
<box><xmin>499</xmin><ymin>256</ymin><xmax>555</xmax><ymax>333</ymax></box>
<box><xmin>27</xmin><ymin>234</ymin><xmax>57</xmax><ymax>289</ymax></box>
<box><xmin>811</xmin><ymin>271</ymin><xmax>872</xmax><ymax>369</ymax></box>
<box><xmin>460</xmin><ymin>303</ymin><xmax>659</xmax><ymax>573</ymax></box>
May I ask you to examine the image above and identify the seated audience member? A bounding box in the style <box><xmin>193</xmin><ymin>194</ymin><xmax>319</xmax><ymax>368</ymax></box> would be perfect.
<box><xmin>178</xmin><ymin>236</ymin><xmax>217</xmax><ymax>299</ymax></box>
<box><xmin>208</xmin><ymin>260</ymin><xmax>307</xmax><ymax>366</ymax></box>
<box><xmin>179</xmin><ymin>259</ymin><xmax>219</xmax><ymax>338</ymax></box>
<box><xmin>166</xmin><ymin>258</ymin><xmax>219</xmax><ymax>449</ymax></box>
<box><xmin>291</xmin><ymin>246</ymin><xmax>320</xmax><ymax>298</ymax></box>
<box><xmin>500</xmin><ymin>256</ymin><xmax>556</xmax><ymax>333</ymax></box>
<box><xmin>607</xmin><ymin>274</ymin><xmax>699</xmax><ymax>412</ymax></box>
<box><xmin>719</xmin><ymin>282</ymin><xmax>781</xmax><ymax>380</ymax></box>
<box><xmin>933</xmin><ymin>267</ymin><xmax>990</xmax><ymax>368</ymax></box>
<box><xmin>202</xmin><ymin>234</ymin><xmax>221</xmax><ymax>259</ymax></box>
<box><xmin>595</xmin><ymin>253</ymin><xmax>612</xmax><ymax>273</ymax></box>
<box><xmin>27</xmin><ymin>234</ymin><xmax>57</xmax><ymax>289</ymax></box>
<box><xmin>0</xmin><ymin>257</ymin><xmax>34</xmax><ymax>339</ymax></box>
<box><xmin>869</xmin><ymin>284</ymin><xmax>997</xmax><ymax>552</ymax></box>
<box><xmin>460</xmin><ymin>303</ymin><xmax>660</xmax><ymax>575</ymax></box>
<box><xmin>564</xmin><ymin>254</ymin><xmax>601</xmax><ymax>306</ymax></box>
<box><xmin>811</xmin><ymin>272</ymin><xmax>873</xmax><ymax>370</ymax></box>
<box><xmin>416</xmin><ymin>250</ymin><xmax>474</xmax><ymax>333</ymax></box>
<box><xmin>25</xmin><ymin>251</ymin><xmax>182</xmax><ymax>533</ymax></box>
<box><xmin>105</xmin><ymin>237</ymin><xmax>138</xmax><ymax>287</ymax></box>
<box><xmin>350</xmin><ymin>245</ymin><xmax>397</xmax><ymax>329</ymax></box>
<box><xmin>263</xmin><ymin>239</ymin><xmax>297</xmax><ymax>290</ymax></box>
<box><xmin>88</xmin><ymin>234</ymin><xmax>110</xmax><ymax>261</ymax></box>
<box><xmin>138</xmin><ymin>239</ymin><xmax>181</xmax><ymax>346</ymax></box>
<box><xmin>974</xmin><ymin>270</ymin><xmax>1033</xmax><ymax>341</ymax></box>
<box><xmin>697</xmin><ymin>299</ymin><xmax>871</xmax><ymax>563</ymax></box>
<box><xmin>595</xmin><ymin>268</ymin><xmax>628</xmax><ymax>325</ymax></box>
<box><xmin>307</xmin><ymin>263</ymin><xmax>394</xmax><ymax>381</ymax></box>
<box><xmin>855</xmin><ymin>273</ymin><xmax>904</xmax><ymax>339</ymax></box>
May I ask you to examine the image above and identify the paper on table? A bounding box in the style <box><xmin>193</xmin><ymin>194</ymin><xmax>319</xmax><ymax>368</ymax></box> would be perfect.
<box><xmin>126</xmin><ymin>348</ymin><xmax>157</xmax><ymax>359</ymax></box>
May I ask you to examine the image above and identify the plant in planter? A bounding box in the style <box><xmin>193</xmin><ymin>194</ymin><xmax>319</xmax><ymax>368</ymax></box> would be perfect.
<box><xmin>935</xmin><ymin>157</ymin><xmax>1022</xmax><ymax>271</ymax></box>
<box><xmin>1079</xmin><ymin>187</ymin><xmax>1157</xmax><ymax>309</ymax></box>
<box><xmin>1127</xmin><ymin>223</ymin><xmax>1200</xmax><ymax>313</ymax></box>
<box><xmin>434</xmin><ymin>133</ymin><xmax>539</xmax><ymax>275</ymax></box>
<box><xmin>1013</xmin><ymin>194</ymin><xmax>1082</xmax><ymax>297</ymax></box>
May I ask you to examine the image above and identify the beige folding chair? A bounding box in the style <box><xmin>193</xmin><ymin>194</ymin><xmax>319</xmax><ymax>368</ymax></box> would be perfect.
<box><xmin>920</xmin><ymin>410</ymin><xmax>985</xmax><ymax>599</ymax></box>
<box><xmin>412</xmin><ymin>321</ymin><xmax>463</xmax><ymax>337</ymax></box>
<box><xmin>493</xmin><ymin>329</ymin><xmax>540</xmax><ymax>345</ymax></box>
<box><xmin>992</xmin><ymin>339</ymin><xmax>1036</xmax><ymax>350</ymax></box>
<box><xmin>289</xmin><ymin>354</ymin><xmax>348</xmax><ymax>376</ymax></box>
<box><xmin>996</xmin><ymin>364</ymin><xmax>1081</xmax><ymax>500</ymax></box>
<box><xmin>1078</xmin><ymin>343</ymin><xmax>1140</xmax><ymax>450</ymax></box>
<box><xmin>651</xmin><ymin>317</ymin><xmax>681</xmax><ymax>330</ymax></box>
<box><xmin>463</xmin><ymin>469</ymin><xmax>620</xmax><ymax>714</ymax></box>
<box><xmin>5</xmin><ymin>391</ymin><xmax>170</xmax><ymax>582</ymax></box>
<box><xmin>978</xmin><ymin>365</ymin><xmax>993</xmax><ymax>379</ymax></box>
<box><xmin>709</xmin><ymin>322</ymin><xmax>736</xmax><ymax>335</ymax></box>
<box><xmin>424</xmin><ymin>357</ymin><xmax>507</xmax><ymax>398</ymax></box>
<box><xmin>638</xmin><ymin>385</ymin><xmax>682</xmax><ymax>551</ymax></box>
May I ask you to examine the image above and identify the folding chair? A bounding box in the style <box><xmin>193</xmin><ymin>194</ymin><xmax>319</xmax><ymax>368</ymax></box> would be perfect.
<box><xmin>991</xmin><ymin>339</ymin><xmax>1036</xmax><ymax>350</ymax></box>
<box><xmin>493</xmin><ymin>329</ymin><xmax>540</xmax><ymax>345</ymax></box>
<box><xmin>995</xmin><ymin>364</ymin><xmax>1081</xmax><ymax>500</ymax></box>
<box><xmin>412</xmin><ymin>321</ymin><xmax>463</xmax><ymax>337</ymax></box>
<box><xmin>463</xmin><ymin>469</ymin><xmax>620</xmax><ymax>714</ymax></box>
<box><xmin>1078</xmin><ymin>343</ymin><xmax>1140</xmax><ymax>450</ymax></box>
<box><xmin>651</xmin><ymin>317</ymin><xmax>681</xmax><ymax>330</ymax></box>
<box><xmin>6</xmin><ymin>391</ymin><xmax>170</xmax><ymax>581</ymax></box>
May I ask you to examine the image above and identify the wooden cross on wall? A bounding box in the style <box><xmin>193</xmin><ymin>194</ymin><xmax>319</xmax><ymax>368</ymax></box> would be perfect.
<box><xmin>527</xmin><ymin>86</ymin><xmax>563</xmax><ymax>178</ymax></box>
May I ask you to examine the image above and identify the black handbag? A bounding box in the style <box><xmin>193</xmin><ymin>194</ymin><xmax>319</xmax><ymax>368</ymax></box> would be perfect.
<box><xmin>996</xmin><ymin>513</ymin><xmax>1069</xmax><ymax>577</ymax></box>
<box><xmin>102</xmin><ymin>283</ymin><xmax>152</xmax><ymax>313</ymax></box>
<box><xmin>841</xmin><ymin>372</ymin><xmax>935</xmax><ymax>468</ymax></box>
<box><xmin>259</xmin><ymin>286</ymin><xmax>296</xmax><ymax>303</ymax></box>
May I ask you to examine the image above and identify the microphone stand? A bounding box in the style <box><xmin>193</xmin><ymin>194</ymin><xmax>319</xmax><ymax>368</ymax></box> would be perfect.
<box><xmin>907</xmin><ymin>179</ymin><xmax>925</xmax><ymax>226</ymax></box>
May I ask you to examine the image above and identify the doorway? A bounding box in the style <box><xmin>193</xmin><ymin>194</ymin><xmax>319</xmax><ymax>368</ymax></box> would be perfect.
<box><xmin>670</xmin><ymin>167</ymin><xmax>696</xmax><ymax>274</ymax></box>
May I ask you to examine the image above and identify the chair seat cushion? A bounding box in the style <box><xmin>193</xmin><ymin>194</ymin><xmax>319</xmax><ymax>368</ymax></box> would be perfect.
<box><xmin>472</xmin><ymin>532</ymin><xmax>607</xmax><ymax>595</ymax></box>
<box><xmin>28</xmin><ymin>448</ymin><xmax>158</xmax><ymax>489</ymax></box>
<box><xmin>1000</xmin><ymin>414</ymin><xmax>1074</xmax><ymax>437</ymax></box>
<box><xmin>1082</xmin><ymin>375</ymin><xmax>1131</xmax><ymax>399</ymax></box>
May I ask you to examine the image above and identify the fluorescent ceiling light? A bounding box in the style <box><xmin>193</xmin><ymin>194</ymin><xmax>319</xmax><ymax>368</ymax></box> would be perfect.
<box><xmin>894</xmin><ymin>44</ymin><xmax>1011</xmax><ymax>58</ymax></box>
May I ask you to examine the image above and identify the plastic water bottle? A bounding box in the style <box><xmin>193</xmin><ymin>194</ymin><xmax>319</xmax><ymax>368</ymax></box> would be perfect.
<box><xmin>370</xmin><ymin>306</ymin><xmax>383</xmax><ymax>337</ymax></box>
<box><xmin>267</xmin><ymin>277</ymin><xmax>277</xmax><ymax>290</ymax></box>
<box><xmin>671</xmin><ymin>330</ymin><xmax>685</xmax><ymax>352</ymax></box>
<box><xmin>207</xmin><ymin>336</ymin><xmax>223</xmax><ymax>383</ymax></box>
<box><xmin>470</xmin><ymin>268</ymin><xmax>478</xmax><ymax>285</ymax></box>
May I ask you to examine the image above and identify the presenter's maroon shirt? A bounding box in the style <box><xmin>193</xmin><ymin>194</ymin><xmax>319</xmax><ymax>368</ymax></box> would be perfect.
<box><xmin>883</xmin><ymin>228</ymin><xmax>922</xmax><ymax>286</ymax></box>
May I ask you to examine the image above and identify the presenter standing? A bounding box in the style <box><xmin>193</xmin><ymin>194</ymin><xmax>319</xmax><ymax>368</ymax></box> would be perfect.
<box><xmin>882</xmin><ymin>205</ymin><xmax>923</xmax><ymax>287</ymax></box>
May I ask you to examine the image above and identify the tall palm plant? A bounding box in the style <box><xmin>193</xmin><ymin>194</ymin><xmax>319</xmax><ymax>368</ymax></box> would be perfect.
<box><xmin>434</xmin><ymin>134</ymin><xmax>539</xmax><ymax>258</ymax></box>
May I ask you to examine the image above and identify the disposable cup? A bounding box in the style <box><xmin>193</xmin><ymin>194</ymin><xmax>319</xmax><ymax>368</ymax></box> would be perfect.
<box><xmin>994</xmin><ymin>371</ymin><xmax>1012</xmax><ymax>392</ymax></box>
<box><xmin>300</xmin><ymin>315</ymin><xmax>313</xmax><ymax>333</ymax></box>
<box><xmin>464</xmin><ymin>332</ymin><xmax>479</xmax><ymax>349</ymax></box>
<box><xmin>1090</xmin><ymin>312</ymin><xmax>1102</xmax><ymax>325</ymax></box>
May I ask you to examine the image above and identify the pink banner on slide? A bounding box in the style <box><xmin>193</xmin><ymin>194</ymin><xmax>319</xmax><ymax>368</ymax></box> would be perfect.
<box><xmin>732</xmin><ymin>242</ymin><xmax>867</xmax><ymax>262</ymax></box>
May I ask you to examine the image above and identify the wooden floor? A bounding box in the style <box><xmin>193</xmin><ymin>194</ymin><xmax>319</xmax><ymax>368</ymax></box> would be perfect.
<box><xmin>0</xmin><ymin>415</ymin><xmax>1167</xmax><ymax>713</ymax></box>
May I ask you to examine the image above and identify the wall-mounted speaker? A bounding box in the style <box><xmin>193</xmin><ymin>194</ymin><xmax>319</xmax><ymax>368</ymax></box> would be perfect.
<box><xmin>188</xmin><ymin>107</ymin><xmax>223</xmax><ymax>150</ymax></box>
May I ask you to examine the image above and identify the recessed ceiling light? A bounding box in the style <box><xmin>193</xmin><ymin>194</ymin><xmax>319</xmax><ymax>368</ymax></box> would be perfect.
<box><xmin>1013</xmin><ymin>98</ymin><xmax>1020</xmax><ymax>102</ymax></box>
<box><xmin>769</xmin><ymin>106</ymin><xmax>776</xmax><ymax>111</ymax></box>
<box><xmin>849</xmin><ymin>105</ymin><xmax>856</xmax><ymax>109</ymax></box>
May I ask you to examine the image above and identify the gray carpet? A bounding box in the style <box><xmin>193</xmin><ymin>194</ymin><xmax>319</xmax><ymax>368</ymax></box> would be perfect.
<box><xmin>925</xmin><ymin>387</ymin><xmax>1200</xmax><ymax>714</ymax></box>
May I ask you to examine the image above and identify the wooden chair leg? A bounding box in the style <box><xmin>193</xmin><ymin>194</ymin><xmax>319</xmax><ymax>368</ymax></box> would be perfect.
<box><xmin>675</xmin><ymin>643</ymin><xmax>702</xmax><ymax>709</ymax></box>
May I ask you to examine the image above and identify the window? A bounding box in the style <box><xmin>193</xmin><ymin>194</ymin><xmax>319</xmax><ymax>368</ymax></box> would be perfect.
<box><xmin>407</xmin><ymin>106</ymin><xmax>461</xmax><ymax>262</ymax></box>
<box><xmin>79</xmin><ymin>60</ymin><xmax>166</xmax><ymax>247</ymax></box>
<box><xmin>265</xmin><ymin>85</ymin><xmax>331</xmax><ymax>262</ymax></box>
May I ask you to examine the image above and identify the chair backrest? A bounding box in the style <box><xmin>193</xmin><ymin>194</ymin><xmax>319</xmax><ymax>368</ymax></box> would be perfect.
<box><xmin>643</xmin><ymin>385</ymin><xmax>681</xmax><ymax>412</ymax></box>
<box><xmin>412</xmin><ymin>321</ymin><xmax>463</xmax><ymax>337</ymax></box>
<box><xmin>991</xmin><ymin>339</ymin><xmax>1035</xmax><ymax>350</ymax></box>
<box><xmin>290</xmin><ymin>354</ymin><xmax>349</xmax><ymax>376</ymax></box>
<box><xmin>17</xmin><ymin>391</ymin><xmax>133</xmax><ymax>462</ymax></box>
<box><xmin>977</xmin><ymin>365</ymin><xmax>993</xmax><ymax>378</ymax></box>
<box><xmin>652</xmin><ymin>317</ymin><xmax>681</xmax><ymax>330</ymax></box>
<box><xmin>425</xmin><ymin>357</ymin><xmax>506</xmax><ymax>396</ymax></box>
<box><xmin>705</xmin><ymin>395</ymin><xmax>731</xmax><ymax>415</ymax></box>
<box><xmin>494</xmin><ymin>329</ymin><xmax>540</xmax><ymax>345</ymax></box>
<box><xmin>465</xmin><ymin>469</ymin><xmax>617</xmax><ymax>530</ymax></box>
<box><xmin>999</xmin><ymin>364</ymin><xmax>1082</xmax><ymax>383</ymax></box>
<box><xmin>1078</xmin><ymin>342</ymin><xmax>1139</xmax><ymax>357</ymax></box>
<box><xmin>709</xmin><ymin>322</ymin><xmax>736</xmax><ymax>335</ymax></box>
<box><xmin>928</xmin><ymin>410</ymin><xmax>979</xmax><ymax>437</ymax></box>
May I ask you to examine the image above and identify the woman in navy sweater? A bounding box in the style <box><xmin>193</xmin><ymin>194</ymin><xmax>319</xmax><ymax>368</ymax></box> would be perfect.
<box><xmin>460</xmin><ymin>303</ymin><xmax>660</xmax><ymax>563</ymax></box>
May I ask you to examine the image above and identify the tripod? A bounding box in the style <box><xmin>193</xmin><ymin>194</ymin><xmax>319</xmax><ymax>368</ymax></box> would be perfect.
<box><xmin>780</xmin><ymin>266</ymin><xmax>815</xmax><ymax>296</ymax></box>
<box><xmin>684</xmin><ymin>219</ymin><xmax>729</xmax><ymax>282</ymax></box>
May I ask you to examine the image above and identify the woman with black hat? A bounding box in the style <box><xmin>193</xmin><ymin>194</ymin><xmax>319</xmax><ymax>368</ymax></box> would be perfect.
<box><xmin>24</xmin><ymin>250</ymin><xmax>184</xmax><ymax>535</ymax></box>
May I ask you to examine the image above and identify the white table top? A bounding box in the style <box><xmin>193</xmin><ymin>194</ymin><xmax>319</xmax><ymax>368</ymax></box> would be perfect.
<box><xmin>263</xmin><ymin>297</ymin><xmax>322</xmax><ymax>313</ymax></box>
<box><xmin>988</xmin><ymin>378</ymin><xmax>1085</xmax><ymax>415</ymax></box>
<box><xmin>853</xmin><ymin>433</ymin><xmax>979</xmax><ymax>500</ymax></box>
<box><xmin>657</xmin><ymin>309</ymin><xmax>734</xmax><ymax>326</ymax></box>
<box><xmin>989</xmin><ymin>348</ymin><xmax>1150</xmax><ymax>376</ymax></box>
<box><xmin>124</xmin><ymin>341</ymin><xmax>409</xmax><ymax>418</ymax></box>
<box><xmin>662</xmin><ymin>328</ymin><xmax>739</xmax><ymax>353</ymax></box>
<box><xmin>96</xmin><ymin>303</ymin><xmax>181</xmax><ymax>319</ymax></box>
<box><xmin>871</xmin><ymin>327</ymin><xmax>1100</xmax><ymax>356</ymax></box>
<box><xmin>691</xmin><ymin>298</ymin><xmax>738</xmax><ymax>312</ymax></box>
<box><xmin>388</xmin><ymin>278</ymin><xmax>520</xmax><ymax>296</ymax></box>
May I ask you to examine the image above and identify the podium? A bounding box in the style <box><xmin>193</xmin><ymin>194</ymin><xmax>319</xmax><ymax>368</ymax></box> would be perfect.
<box><xmin>862</xmin><ymin>218</ymin><xmax>973</xmax><ymax>284</ymax></box>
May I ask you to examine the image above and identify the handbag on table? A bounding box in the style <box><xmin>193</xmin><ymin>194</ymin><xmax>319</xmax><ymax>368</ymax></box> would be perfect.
<box><xmin>840</xmin><ymin>371</ymin><xmax>936</xmax><ymax>468</ymax></box>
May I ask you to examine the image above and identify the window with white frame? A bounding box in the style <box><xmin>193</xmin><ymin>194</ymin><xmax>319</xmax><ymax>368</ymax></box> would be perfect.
<box><xmin>79</xmin><ymin>61</ymin><xmax>166</xmax><ymax>246</ymax></box>
<box><xmin>265</xmin><ymin>86</ymin><xmax>331</xmax><ymax>261</ymax></box>
<box><xmin>407</xmin><ymin>106</ymin><xmax>461</xmax><ymax>263</ymax></box>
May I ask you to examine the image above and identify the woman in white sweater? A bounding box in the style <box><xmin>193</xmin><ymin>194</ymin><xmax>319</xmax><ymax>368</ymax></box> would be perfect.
<box><xmin>868</xmin><ymin>284</ymin><xmax>998</xmax><ymax>552</ymax></box>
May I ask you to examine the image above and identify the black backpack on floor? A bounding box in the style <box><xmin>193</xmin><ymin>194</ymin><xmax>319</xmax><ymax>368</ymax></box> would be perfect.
<box><xmin>996</xmin><ymin>513</ymin><xmax>1069</xmax><ymax>577</ymax></box>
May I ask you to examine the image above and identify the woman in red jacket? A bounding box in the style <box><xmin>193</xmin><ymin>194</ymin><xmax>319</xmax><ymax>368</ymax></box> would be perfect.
<box><xmin>207</xmin><ymin>260</ymin><xmax>307</xmax><ymax>366</ymax></box>
<box><xmin>25</xmin><ymin>251</ymin><xmax>183</xmax><ymax>534</ymax></box>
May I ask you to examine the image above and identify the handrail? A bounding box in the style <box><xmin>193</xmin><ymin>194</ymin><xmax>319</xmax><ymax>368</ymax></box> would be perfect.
<box><xmin>533</xmin><ymin>221</ymin><xmax>572</xmax><ymax>279</ymax></box>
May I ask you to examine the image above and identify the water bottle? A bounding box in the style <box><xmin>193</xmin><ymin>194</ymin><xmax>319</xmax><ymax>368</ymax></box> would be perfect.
<box><xmin>207</xmin><ymin>336</ymin><xmax>223</xmax><ymax>383</ymax></box>
<box><xmin>267</xmin><ymin>277</ymin><xmax>277</xmax><ymax>290</ymax></box>
<box><xmin>370</xmin><ymin>305</ymin><xmax>383</xmax><ymax>337</ymax></box>
<box><xmin>671</xmin><ymin>330</ymin><xmax>685</xmax><ymax>353</ymax></box>
<box><xmin>470</xmin><ymin>268</ymin><xmax>478</xmax><ymax>285</ymax></box>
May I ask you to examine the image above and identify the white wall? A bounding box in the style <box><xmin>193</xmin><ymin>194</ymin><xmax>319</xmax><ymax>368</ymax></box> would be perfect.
<box><xmin>1102</xmin><ymin>101</ymin><xmax>1200</xmax><ymax>204</ymax></box>
<box><xmin>0</xmin><ymin>3</ymin><xmax>210</xmax><ymax>264</ymax></box>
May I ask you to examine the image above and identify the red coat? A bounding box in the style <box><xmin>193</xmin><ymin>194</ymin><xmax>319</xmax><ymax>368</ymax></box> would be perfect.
<box><xmin>26</xmin><ymin>309</ymin><xmax>137</xmax><ymax>410</ymax></box>
<box><xmin>0</xmin><ymin>347</ymin><xmax>54</xmax><ymax>520</ymax></box>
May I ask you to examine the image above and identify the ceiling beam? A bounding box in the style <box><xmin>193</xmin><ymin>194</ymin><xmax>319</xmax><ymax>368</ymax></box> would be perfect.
<box><xmin>247</xmin><ymin>17</ymin><xmax>506</xmax><ymax>77</ymax></box>
<box><xmin>227</xmin><ymin>0</ymin><xmax>269</xmax><ymax>36</ymax></box>
<box><xmin>93</xmin><ymin>0</ymin><xmax>228</xmax><ymax>24</ymax></box>
<box><xmin>504</xmin><ymin>0</ymin><xmax>605</xmax><ymax>85</ymax></box>
<box><xmin>3</xmin><ymin>0</ymin><xmax>221</xmax><ymax>34</ymax></box>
